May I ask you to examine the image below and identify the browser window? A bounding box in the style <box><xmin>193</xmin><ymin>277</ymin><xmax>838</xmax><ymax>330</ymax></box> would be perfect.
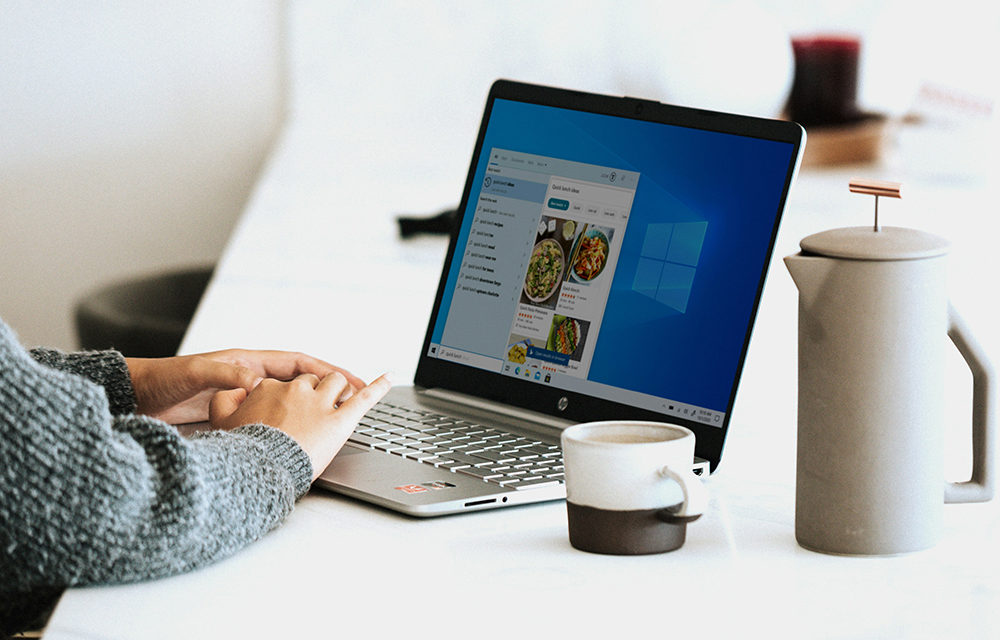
<box><xmin>437</xmin><ymin>149</ymin><xmax>635</xmax><ymax>383</ymax></box>
<box><xmin>498</xmin><ymin>150</ymin><xmax>635</xmax><ymax>383</ymax></box>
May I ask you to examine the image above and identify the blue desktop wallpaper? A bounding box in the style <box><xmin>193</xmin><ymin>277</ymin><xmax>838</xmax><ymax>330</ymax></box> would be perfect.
<box><xmin>438</xmin><ymin>98</ymin><xmax>795</xmax><ymax>413</ymax></box>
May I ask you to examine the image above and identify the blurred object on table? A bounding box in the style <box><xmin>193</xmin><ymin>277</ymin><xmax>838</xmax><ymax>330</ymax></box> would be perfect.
<box><xmin>788</xmin><ymin>35</ymin><xmax>862</xmax><ymax>127</ymax></box>
<box><xmin>788</xmin><ymin>34</ymin><xmax>888</xmax><ymax>167</ymax></box>
<box><xmin>397</xmin><ymin>207</ymin><xmax>458</xmax><ymax>239</ymax></box>
<box><xmin>897</xmin><ymin>82</ymin><xmax>996</xmax><ymax>183</ymax></box>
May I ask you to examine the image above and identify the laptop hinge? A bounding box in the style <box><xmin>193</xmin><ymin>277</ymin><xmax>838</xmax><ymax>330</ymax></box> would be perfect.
<box><xmin>422</xmin><ymin>388</ymin><xmax>574</xmax><ymax>431</ymax></box>
<box><xmin>422</xmin><ymin>388</ymin><xmax>712</xmax><ymax>475</ymax></box>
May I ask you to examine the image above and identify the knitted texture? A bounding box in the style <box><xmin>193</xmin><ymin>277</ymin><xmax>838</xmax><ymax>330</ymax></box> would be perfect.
<box><xmin>27</xmin><ymin>346</ymin><xmax>138</xmax><ymax>416</ymax></box>
<box><xmin>0</xmin><ymin>319</ymin><xmax>313</xmax><ymax>633</ymax></box>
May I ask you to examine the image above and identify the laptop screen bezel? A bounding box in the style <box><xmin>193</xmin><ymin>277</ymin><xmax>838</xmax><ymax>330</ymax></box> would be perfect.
<box><xmin>413</xmin><ymin>79</ymin><xmax>804</xmax><ymax>472</ymax></box>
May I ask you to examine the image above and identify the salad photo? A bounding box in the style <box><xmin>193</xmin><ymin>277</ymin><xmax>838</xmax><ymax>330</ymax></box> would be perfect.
<box><xmin>546</xmin><ymin>314</ymin><xmax>589</xmax><ymax>361</ymax></box>
<box><xmin>523</xmin><ymin>238</ymin><xmax>564</xmax><ymax>302</ymax></box>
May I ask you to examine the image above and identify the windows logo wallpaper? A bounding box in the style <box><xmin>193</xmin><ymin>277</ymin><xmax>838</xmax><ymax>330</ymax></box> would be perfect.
<box><xmin>632</xmin><ymin>221</ymin><xmax>708</xmax><ymax>314</ymax></box>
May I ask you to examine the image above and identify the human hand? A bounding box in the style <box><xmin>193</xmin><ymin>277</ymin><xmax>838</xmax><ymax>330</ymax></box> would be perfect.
<box><xmin>209</xmin><ymin>371</ymin><xmax>394</xmax><ymax>480</ymax></box>
<box><xmin>125</xmin><ymin>350</ymin><xmax>366</xmax><ymax>425</ymax></box>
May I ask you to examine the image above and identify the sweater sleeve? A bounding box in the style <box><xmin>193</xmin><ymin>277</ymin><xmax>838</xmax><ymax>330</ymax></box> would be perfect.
<box><xmin>1</xmin><ymin>321</ymin><xmax>314</xmax><ymax>606</ymax></box>
<box><xmin>27</xmin><ymin>346</ymin><xmax>137</xmax><ymax>416</ymax></box>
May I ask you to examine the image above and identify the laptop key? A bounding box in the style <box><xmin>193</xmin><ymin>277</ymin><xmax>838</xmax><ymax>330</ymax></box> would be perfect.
<box><xmin>456</xmin><ymin>466</ymin><xmax>503</xmax><ymax>481</ymax></box>
<box><xmin>417</xmin><ymin>429</ymin><xmax>444</xmax><ymax>438</ymax></box>
<box><xmin>408</xmin><ymin>440</ymin><xmax>438</xmax><ymax>451</ymax></box>
<box><xmin>404</xmin><ymin>450</ymin><xmax>437</xmax><ymax>461</ymax></box>
<box><xmin>493</xmin><ymin>477</ymin><xmax>523</xmax><ymax>486</ymax></box>
<box><xmin>391</xmin><ymin>447</ymin><xmax>422</xmax><ymax>458</ymax></box>
<box><xmin>521</xmin><ymin>444</ymin><xmax>559</xmax><ymax>456</ymax></box>
<box><xmin>473</xmin><ymin>449</ymin><xmax>517</xmax><ymax>464</ymax></box>
<box><xmin>419</xmin><ymin>418</ymin><xmax>455</xmax><ymax>427</ymax></box>
<box><xmin>443</xmin><ymin>451</ymin><xmax>487</xmax><ymax>467</ymax></box>
<box><xmin>421</xmin><ymin>446</ymin><xmax>451</xmax><ymax>456</ymax></box>
<box><xmin>347</xmin><ymin>433</ymin><xmax>382</xmax><ymax>448</ymax></box>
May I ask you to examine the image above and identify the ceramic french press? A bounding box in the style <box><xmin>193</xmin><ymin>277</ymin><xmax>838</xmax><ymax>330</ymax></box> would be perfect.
<box><xmin>785</xmin><ymin>178</ymin><xmax>996</xmax><ymax>556</ymax></box>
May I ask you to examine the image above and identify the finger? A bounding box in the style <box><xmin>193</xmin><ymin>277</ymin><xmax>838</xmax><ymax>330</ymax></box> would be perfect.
<box><xmin>193</xmin><ymin>349</ymin><xmax>368</xmax><ymax>391</ymax></box>
<box><xmin>262</xmin><ymin>352</ymin><xmax>365</xmax><ymax>390</ymax></box>
<box><xmin>246</xmin><ymin>351</ymin><xmax>341</xmax><ymax>382</ymax></box>
<box><xmin>193</xmin><ymin>358</ymin><xmax>263</xmax><ymax>393</ymax></box>
<box><xmin>334</xmin><ymin>372</ymin><xmax>394</xmax><ymax>422</ymax></box>
<box><xmin>330</xmin><ymin>366</ymin><xmax>367</xmax><ymax>392</ymax></box>
<box><xmin>209</xmin><ymin>388</ymin><xmax>249</xmax><ymax>427</ymax></box>
<box><xmin>327</xmin><ymin>372</ymin><xmax>355</xmax><ymax>405</ymax></box>
<box><xmin>316</xmin><ymin>371</ymin><xmax>351</xmax><ymax>405</ymax></box>
<box><xmin>294</xmin><ymin>373</ymin><xmax>322</xmax><ymax>389</ymax></box>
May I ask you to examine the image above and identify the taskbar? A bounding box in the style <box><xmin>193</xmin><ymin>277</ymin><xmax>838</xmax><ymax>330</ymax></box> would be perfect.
<box><xmin>426</xmin><ymin>342</ymin><xmax>726</xmax><ymax>428</ymax></box>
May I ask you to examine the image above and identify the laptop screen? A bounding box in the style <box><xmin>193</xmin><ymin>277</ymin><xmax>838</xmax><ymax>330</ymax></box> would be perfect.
<box><xmin>416</xmin><ymin>81</ymin><xmax>803</xmax><ymax>468</ymax></box>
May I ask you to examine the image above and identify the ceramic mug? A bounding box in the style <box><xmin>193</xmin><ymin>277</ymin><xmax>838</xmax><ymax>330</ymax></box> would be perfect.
<box><xmin>561</xmin><ymin>421</ymin><xmax>708</xmax><ymax>555</ymax></box>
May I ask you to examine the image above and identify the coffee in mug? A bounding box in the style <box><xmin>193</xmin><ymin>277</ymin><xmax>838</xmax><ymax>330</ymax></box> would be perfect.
<box><xmin>561</xmin><ymin>421</ymin><xmax>708</xmax><ymax>555</ymax></box>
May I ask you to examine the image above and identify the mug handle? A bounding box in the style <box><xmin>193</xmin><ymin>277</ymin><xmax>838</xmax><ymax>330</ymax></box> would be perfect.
<box><xmin>945</xmin><ymin>303</ymin><xmax>996</xmax><ymax>503</ymax></box>
<box><xmin>657</xmin><ymin>465</ymin><xmax>709</xmax><ymax>523</ymax></box>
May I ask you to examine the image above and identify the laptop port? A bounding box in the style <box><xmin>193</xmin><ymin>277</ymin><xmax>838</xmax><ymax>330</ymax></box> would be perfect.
<box><xmin>464</xmin><ymin>498</ymin><xmax>497</xmax><ymax>507</ymax></box>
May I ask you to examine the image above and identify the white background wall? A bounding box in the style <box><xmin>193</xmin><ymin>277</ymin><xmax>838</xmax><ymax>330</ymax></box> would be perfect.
<box><xmin>2</xmin><ymin>0</ymin><xmax>996</xmax><ymax>351</ymax></box>
<box><xmin>1</xmin><ymin>0</ymin><xmax>287</xmax><ymax>349</ymax></box>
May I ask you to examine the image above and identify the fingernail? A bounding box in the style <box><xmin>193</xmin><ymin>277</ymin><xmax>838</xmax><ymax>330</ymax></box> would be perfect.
<box><xmin>382</xmin><ymin>371</ymin><xmax>395</xmax><ymax>384</ymax></box>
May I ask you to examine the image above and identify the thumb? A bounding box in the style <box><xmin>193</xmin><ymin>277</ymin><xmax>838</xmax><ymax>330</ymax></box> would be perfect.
<box><xmin>209</xmin><ymin>387</ymin><xmax>249</xmax><ymax>429</ymax></box>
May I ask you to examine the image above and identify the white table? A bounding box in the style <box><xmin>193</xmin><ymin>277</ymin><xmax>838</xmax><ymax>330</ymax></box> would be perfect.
<box><xmin>43</xmin><ymin>117</ymin><xmax>1000</xmax><ymax>640</ymax></box>
<box><xmin>44</xmin><ymin>4</ymin><xmax>1000</xmax><ymax>638</ymax></box>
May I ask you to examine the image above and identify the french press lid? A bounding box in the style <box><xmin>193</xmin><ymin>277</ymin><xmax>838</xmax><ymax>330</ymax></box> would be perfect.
<box><xmin>799</xmin><ymin>178</ymin><xmax>951</xmax><ymax>261</ymax></box>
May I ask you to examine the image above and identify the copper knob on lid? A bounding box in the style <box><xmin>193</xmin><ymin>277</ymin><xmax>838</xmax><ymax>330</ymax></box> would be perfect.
<box><xmin>849</xmin><ymin>177</ymin><xmax>902</xmax><ymax>232</ymax></box>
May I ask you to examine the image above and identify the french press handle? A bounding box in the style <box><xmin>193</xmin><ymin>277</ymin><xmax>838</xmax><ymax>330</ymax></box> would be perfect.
<box><xmin>945</xmin><ymin>303</ymin><xmax>996</xmax><ymax>503</ymax></box>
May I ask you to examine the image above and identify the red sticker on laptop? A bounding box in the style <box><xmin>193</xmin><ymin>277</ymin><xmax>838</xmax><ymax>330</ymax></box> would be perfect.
<box><xmin>395</xmin><ymin>484</ymin><xmax>428</xmax><ymax>494</ymax></box>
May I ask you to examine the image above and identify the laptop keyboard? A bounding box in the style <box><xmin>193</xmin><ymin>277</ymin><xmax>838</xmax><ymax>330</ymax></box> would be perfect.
<box><xmin>347</xmin><ymin>401</ymin><xmax>565</xmax><ymax>490</ymax></box>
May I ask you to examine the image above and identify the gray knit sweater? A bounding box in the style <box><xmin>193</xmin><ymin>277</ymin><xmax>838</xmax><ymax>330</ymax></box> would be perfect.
<box><xmin>0</xmin><ymin>319</ymin><xmax>314</xmax><ymax>633</ymax></box>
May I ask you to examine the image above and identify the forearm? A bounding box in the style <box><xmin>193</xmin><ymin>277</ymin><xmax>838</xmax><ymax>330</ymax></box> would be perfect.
<box><xmin>71</xmin><ymin>415</ymin><xmax>313</xmax><ymax>584</ymax></box>
<box><xmin>2</xmin><ymin>412</ymin><xmax>311</xmax><ymax>590</ymax></box>
<box><xmin>3</xmin><ymin>325</ymin><xmax>313</xmax><ymax>594</ymax></box>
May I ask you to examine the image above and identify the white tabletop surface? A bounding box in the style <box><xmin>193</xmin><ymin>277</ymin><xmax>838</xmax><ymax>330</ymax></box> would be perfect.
<box><xmin>45</xmin><ymin>3</ymin><xmax>1000</xmax><ymax>638</ymax></box>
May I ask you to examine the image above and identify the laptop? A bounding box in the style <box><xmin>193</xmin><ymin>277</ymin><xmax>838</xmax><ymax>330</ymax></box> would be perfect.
<box><xmin>315</xmin><ymin>79</ymin><xmax>805</xmax><ymax>516</ymax></box>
